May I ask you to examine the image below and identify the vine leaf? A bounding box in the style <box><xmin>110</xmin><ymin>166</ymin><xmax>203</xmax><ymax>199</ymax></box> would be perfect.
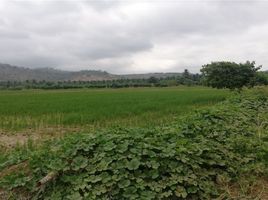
<box><xmin>127</xmin><ymin>158</ymin><xmax>140</xmax><ymax>170</ymax></box>
<box><xmin>175</xmin><ymin>186</ymin><xmax>187</xmax><ymax>198</ymax></box>
<box><xmin>118</xmin><ymin>179</ymin><xmax>131</xmax><ymax>188</ymax></box>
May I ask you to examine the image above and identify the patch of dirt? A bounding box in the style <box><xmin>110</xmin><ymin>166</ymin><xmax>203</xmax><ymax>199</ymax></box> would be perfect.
<box><xmin>0</xmin><ymin>133</ymin><xmax>39</xmax><ymax>148</ymax></box>
<box><xmin>0</xmin><ymin>188</ymin><xmax>31</xmax><ymax>200</ymax></box>
<box><xmin>0</xmin><ymin>126</ymin><xmax>82</xmax><ymax>149</ymax></box>
<box><xmin>0</xmin><ymin>189</ymin><xmax>9</xmax><ymax>200</ymax></box>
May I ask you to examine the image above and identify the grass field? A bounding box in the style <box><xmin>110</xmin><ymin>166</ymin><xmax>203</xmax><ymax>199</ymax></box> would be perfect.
<box><xmin>0</xmin><ymin>87</ymin><xmax>229</xmax><ymax>132</ymax></box>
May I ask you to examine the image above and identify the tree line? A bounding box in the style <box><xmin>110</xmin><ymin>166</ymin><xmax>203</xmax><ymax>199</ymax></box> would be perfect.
<box><xmin>0</xmin><ymin>70</ymin><xmax>201</xmax><ymax>90</ymax></box>
<box><xmin>0</xmin><ymin>61</ymin><xmax>267</xmax><ymax>90</ymax></box>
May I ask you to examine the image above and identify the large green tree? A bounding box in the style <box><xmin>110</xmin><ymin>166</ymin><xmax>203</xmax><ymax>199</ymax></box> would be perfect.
<box><xmin>201</xmin><ymin>61</ymin><xmax>261</xmax><ymax>90</ymax></box>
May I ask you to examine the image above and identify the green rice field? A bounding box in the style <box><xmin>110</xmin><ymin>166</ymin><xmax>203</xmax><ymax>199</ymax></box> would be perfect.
<box><xmin>0</xmin><ymin>87</ymin><xmax>229</xmax><ymax>132</ymax></box>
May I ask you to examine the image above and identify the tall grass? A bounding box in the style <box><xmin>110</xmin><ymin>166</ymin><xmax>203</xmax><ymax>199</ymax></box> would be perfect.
<box><xmin>0</xmin><ymin>87</ymin><xmax>229</xmax><ymax>131</ymax></box>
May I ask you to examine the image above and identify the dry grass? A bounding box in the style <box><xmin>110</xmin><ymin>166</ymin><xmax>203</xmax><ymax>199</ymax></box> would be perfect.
<box><xmin>218</xmin><ymin>177</ymin><xmax>268</xmax><ymax>200</ymax></box>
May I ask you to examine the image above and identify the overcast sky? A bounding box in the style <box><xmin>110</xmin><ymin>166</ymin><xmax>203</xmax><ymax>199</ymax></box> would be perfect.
<box><xmin>0</xmin><ymin>0</ymin><xmax>268</xmax><ymax>74</ymax></box>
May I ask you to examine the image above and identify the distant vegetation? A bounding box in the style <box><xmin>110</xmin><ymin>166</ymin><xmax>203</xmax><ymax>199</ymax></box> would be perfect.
<box><xmin>0</xmin><ymin>62</ymin><xmax>267</xmax><ymax>90</ymax></box>
<box><xmin>0</xmin><ymin>74</ymin><xmax>201</xmax><ymax>90</ymax></box>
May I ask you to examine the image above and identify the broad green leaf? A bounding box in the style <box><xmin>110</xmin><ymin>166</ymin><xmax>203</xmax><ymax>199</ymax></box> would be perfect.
<box><xmin>127</xmin><ymin>158</ymin><xmax>140</xmax><ymax>170</ymax></box>
<box><xmin>175</xmin><ymin>186</ymin><xmax>187</xmax><ymax>198</ymax></box>
<box><xmin>118</xmin><ymin>179</ymin><xmax>131</xmax><ymax>188</ymax></box>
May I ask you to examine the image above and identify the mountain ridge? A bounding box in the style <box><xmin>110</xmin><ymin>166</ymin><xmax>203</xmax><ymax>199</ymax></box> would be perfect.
<box><xmin>0</xmin><ymin>63</ymin><xmax>182</xmax><ymax>81</ymax></box>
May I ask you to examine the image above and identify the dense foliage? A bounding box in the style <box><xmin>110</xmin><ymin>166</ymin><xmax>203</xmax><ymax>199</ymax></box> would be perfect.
<box><xmin>0</xmin><ymin>90</ymin><xmax>267</xmax><ymax>199</ymax></box>
<box><xmin>256</xmin><ymin>71</ymin><xmax>268</xmax><ymax>85</ymax></box>
<box><xmin>201</xmin><ymin>61</ymin><xmax>263</xmax><ymax>90</ymax></box>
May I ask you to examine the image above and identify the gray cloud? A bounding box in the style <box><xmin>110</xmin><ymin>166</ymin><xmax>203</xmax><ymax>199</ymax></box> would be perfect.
<box><xmin>0</xmin><ymin>0</ymin><xmax>268</xmax><ymax>73</ymax></box>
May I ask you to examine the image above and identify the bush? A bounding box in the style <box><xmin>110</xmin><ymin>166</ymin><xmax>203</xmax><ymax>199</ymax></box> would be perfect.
<box><xmin>201</xmin><ymin>61</ymin><xmax>261</xmax><ymax>90</ymax></box>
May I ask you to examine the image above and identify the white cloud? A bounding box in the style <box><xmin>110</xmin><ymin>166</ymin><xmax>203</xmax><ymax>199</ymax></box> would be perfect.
<box><xmin>0</xmin><ymin>0</ymin><xmax>268</xmax><ymax>73</ymax></box>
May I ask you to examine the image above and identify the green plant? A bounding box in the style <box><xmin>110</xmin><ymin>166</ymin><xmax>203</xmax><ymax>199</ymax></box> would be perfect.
<box><xmin>0</xmin><ymin>90</ymin><xmax>267</xmax><ymax>199</ymax></box>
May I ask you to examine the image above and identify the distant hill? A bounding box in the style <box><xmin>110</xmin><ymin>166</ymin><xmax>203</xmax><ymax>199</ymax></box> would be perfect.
<box><xmin>0</xmin><ymin>63</ymin><xmax>182</xmax><ymax>81</ymax></box>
